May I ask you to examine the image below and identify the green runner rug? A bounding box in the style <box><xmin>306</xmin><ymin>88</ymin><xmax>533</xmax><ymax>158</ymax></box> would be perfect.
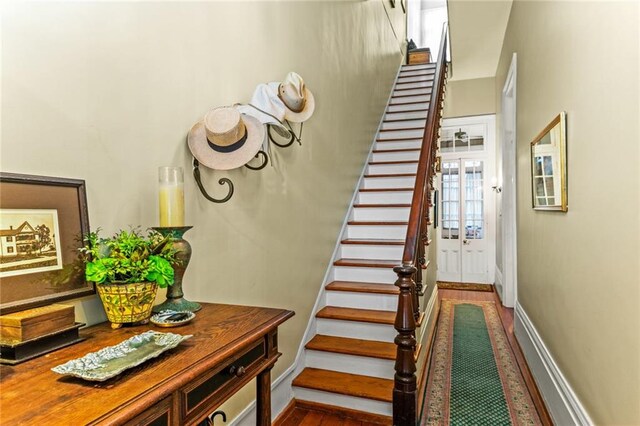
<box><xmin>423</xmin><ymin>300</ymin><xmax>541</xmax><ymax>426</ymax></box>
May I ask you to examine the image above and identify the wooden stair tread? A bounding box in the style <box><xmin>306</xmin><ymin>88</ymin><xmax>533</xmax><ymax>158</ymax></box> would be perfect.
<box><xmin>292</xmin><ymin>368</ymin><xmax>393</xmax><ymax>403</ymax></box>
<box><xmin>359</xmin><ymin>187</ymin><xmax>414</xmax><ymax>192</ymax></box>
<box><xmin>316</xmin><ymin>306</ymin><xmax>395</xmax><ymax>325</ymax></box>
<box><xmin>341</xmin><ymin>238</ymin><xmax>404</xmax><ymax>245</ymax></box>
<box><xmin>376</xmin><ymin>136</ymin><xmax>423</xmax><ymax>141</ymax></box>
<box><xmin>364</xmin><ymin>174</ymin><xmax>416</xmax><ymax>178</ymax></box>
<box><xmin>378</xmin><ymin>128</ymin><xmax>424</xmax><ymax>133</ymax></box>
<box><xmin>382</xmin><ymin>117</ymin><xmax>427</xmax><ymax>122</ymax></box>
<box><xmin>326</xmin><ymin>281</ymin><xmax>399</xmax><ymax>295</ymax></box>
<box><xmin>347</xmin><ymin>220</ymin><xmax>408</xmax><ymax>225</ymax></box>
<box><xmin>333</xmin><ymin>258</ymin><xmax>399</xmax><ymax>268</ymax></box>
<box><xmin>385</xmin><ymin>108</ymin><xmax>429</xmax><ymax>114</ymax></box>
<box><xmin>368</xmin><ymin>160</ymin><xmax>419</xmax><ymax>165</ymax></box>
<box><xmin>306</xmin><ymin>335</ymin><xmax>396</xmax><ymax>360</ymax></box>
<box><xmin>353</xmin><ymin>203</ymin><xmax>411</xmax><ymax>208</ymax></box>
<box><xmin>372</xmin><ymin>148</ymin><xmax>420</xmax><ymax>153</ymax></box>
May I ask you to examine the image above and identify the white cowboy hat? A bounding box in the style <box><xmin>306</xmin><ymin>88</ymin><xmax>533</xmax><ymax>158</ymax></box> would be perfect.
<box><xmin>237</xmin><ymin>83</ymin><xmax>290</xmax><ymax>136</ymax></box>
<box><xmin>268</xmin><ymin>72</ymin><xmax>315</xmax><ymax>123</ymax></box>
<box><xmin>187</xmin><ymin>107</ymin><xmax>264</xmax><ymax>171</ymax></box>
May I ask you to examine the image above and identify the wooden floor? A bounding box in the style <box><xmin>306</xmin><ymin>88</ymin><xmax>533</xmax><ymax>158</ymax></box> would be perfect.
<box><xmin>439</xmin><ymin>289</ymin><xmax>553</xmax><ymax>425</ymax></box>
<box><xmin>276</xmin><ymin>288</ymin><xmax>552</xmax><ymax>426</ymax></box>
<box><xmin>276</xmin><ymin>406</ymin><xmax>388</xmax><ymax>426</ymax></box>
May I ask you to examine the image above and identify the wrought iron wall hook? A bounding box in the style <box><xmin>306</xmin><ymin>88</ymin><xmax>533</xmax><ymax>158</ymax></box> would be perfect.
<box><xmin>206</xmin><ymin>410</ymin><xmax>227</xmax><ymax>425</ymax></box>
<box><xmin>192</xmin><ymin>158</ymin><xmax>234</xmax><ymax>203</ymax></box>
<box><xmin>244</xmin><ymin>150</ymin><xmax>269</xmax><ymax>170</ymax></box>
<box><xmin>267</xmin><ymin>124</ymin><xmax>295</xmax><ymax>148</ymax></box>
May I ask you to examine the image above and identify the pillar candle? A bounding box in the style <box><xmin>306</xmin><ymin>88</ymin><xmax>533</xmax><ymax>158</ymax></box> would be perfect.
<box><xmin>158</xmin><ymin>166</ymin><xmax>185</xmax><ymax>227</ymax></box>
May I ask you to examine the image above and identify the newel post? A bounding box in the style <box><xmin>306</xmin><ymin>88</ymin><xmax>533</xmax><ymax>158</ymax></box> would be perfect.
<box><xmin>393</xmin><ymin>264</ymin><xmax>418</xmax><ymax>426</ymax></box>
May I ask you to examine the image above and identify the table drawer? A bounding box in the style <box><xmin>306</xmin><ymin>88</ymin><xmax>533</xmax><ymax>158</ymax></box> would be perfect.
<box><xmin>123</xmin><ymin>396</ymin><xmax>172</xmax><ymax>426</ymax></box>
<box><xmin>182</xmin><ymin>339</ymin><xmax>266</xmax><ymax>420</ymax></box>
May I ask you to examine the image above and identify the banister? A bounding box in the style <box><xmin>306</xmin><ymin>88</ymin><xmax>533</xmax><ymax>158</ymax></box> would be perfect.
<box><xmin>401</xmin><ymin>24</ymin><xmax>448</xmax><ymax>265</ymax></box>
<box><xmin>392</xmin><ymin>23</ymin><xmax>448</xmax><ymax>426</ymax></box>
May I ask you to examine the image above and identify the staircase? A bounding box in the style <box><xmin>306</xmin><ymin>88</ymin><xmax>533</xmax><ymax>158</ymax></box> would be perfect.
<box><xmin>291</xmin><ymin>62</ymin><xmax>439</xmax><ymax>421</ymax></box>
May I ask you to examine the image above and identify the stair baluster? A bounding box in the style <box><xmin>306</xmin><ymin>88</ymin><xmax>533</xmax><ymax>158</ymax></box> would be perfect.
<box><xmin>393</xmin><ymin>24</ymin><xmax>448</xmax><ymax>426</ymax></box>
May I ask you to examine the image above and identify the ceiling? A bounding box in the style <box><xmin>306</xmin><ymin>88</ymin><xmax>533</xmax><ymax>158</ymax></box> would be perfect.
<box><xmin>446</xmin><ymin>0</ymin><xmax>513</xmax><ymax>81</ymax></box>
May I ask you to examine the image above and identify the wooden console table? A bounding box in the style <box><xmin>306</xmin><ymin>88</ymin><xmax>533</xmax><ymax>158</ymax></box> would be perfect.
<box><xmin>0</xmin><ymin>303</ymin><xmax>294</xmax><ymax>425</ymax></box>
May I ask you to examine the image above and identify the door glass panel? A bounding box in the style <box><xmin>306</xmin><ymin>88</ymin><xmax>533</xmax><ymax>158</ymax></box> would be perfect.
<box><xmin>441</xmin><ymin>161</ymin><xmax>459</xmax><ymax>239</ymax></box>
<box><xmin>464</xmin><ymin>160</ymin><xmax>484</xmax><ymax>239</ymax></box>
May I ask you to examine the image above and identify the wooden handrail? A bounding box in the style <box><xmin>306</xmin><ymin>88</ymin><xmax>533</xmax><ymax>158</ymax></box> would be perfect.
<box><xmin>402</xmin><ymin>26</ymin><xmax>448</xmax><ymax>265</ymax></box>
<box><xmin>392</xmin><ymin>24</ymin><xmax>448</xmax><ymax>426</ymax></box>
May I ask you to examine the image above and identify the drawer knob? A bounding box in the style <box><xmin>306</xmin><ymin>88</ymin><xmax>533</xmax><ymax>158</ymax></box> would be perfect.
<box><xmin>229</xmin><ymin>365</ymin><xmax>246</xmax><ymax>377</ymax></box>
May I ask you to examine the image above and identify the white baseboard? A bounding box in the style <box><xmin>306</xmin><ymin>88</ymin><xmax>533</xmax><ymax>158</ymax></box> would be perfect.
<box><xmin>514</xmin><ymin>303</ymin><xmax>593</xmax><ymax>426</ymax></box>
<box><xmin>494</xmin><ymin>265</ymin><xmax>504</xmax><ymax>302</ymax></box>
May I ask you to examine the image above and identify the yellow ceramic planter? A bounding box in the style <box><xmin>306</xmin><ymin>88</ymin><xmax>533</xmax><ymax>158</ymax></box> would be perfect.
<box><xmin>97</xmin><ymin>282</ymin><xmax>158</xmax><ymax>329</ymax></box>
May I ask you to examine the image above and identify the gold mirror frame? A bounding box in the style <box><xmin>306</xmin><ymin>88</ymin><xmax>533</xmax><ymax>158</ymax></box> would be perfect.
<box><xmin>530</xmin><ymin>112</ymin><xmax>568</xmax><ymax>212</ymax></box>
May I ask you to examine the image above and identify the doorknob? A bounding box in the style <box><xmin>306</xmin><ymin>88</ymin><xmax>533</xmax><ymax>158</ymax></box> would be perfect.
<box><xmin>463</xmin><ymin>239</ymin><xmax>469</xmax><ymax>245</ymax></box>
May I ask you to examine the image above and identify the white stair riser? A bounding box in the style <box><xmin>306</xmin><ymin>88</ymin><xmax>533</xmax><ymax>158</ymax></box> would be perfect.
<box><xmin>377</xmin><ymin>129</ymin><xmax>424</xmax><ymax>140</ymax></box>
<box><xmin>362</xmin><ymin>176</ymin><xmax>415</xmax><ymax>189</ymax></box>
<box><xmin>316</xmin><ymin>318</ymin><xmax>396</xmax><ymax>342</ymax></box>
<box><xmin>370</xmin><ymin>151</ymin><xmax>420</xmax><ymax>162</ymax></box>
<box><xmin>293</xmin><ymin>391</ymin><xmax>392</xmax><ymax>417</ymax></box>
<box><xmin>394</xmin><ymin>81</ymin><xmax>431</xmax><ymax>90</ymax></box>
<box><xmin>381</xmin><ymin>119</ymin><xmax>426</xmax><ymax>130</ymax></box>
<box><xmin>384</xmin><ymin>111</ymin><xmax>428</xmax><ymax>121</ymax></box>
<box><xmin>357</xmin><ymin>191</ymin><xmax>412</xmax><ymax>204</ymax></box>
<box><xmin>392</xmin><ymin>88</ymin><xmax>432</xmax><ymax>98</ymax></box>
<box><xmin>325</xmin><ymin>290</ymin><xmax>398</xmax><ymax>312</ymax></box>
<box><xmin>401</xmin><ymin>63</ymin><xmax>435</xmax><ymax>70</ymax></box>
<box><xmin>387</xmin><ymin>102</ymin><xmax>429</xmax><ymax>113</ymax></box>
<box><xmin>389</xmin><ymin>95</ymin><xmax>431</xmax><ymax>105</ymax></box>
<box><xmin>367</xmin><ymin>163</ymin><xmax>418</xmax><ymax>175</ymax></box>
<box><xmin>375</xmin><ymin>140</ymin><xmax>422</xmax><ymax>150</ymax></box>
<box><xmin>340</xmin><ymin>243</ymin><xmax>403</xmax><ymax>260</ymax></box>
<box><xmin>347</xmin><ymin>224</ymin><xmax>407</xmax><ymax>239</ymax></box>
<box><xmin>305</xmin><ymin>351</ymin><xmax>395</xmax><ymax>380</ymax></box>
<box><xmin>333</xmin><ymin>266</ymin><xmax>397</xmax><ymax>283</ymax></box>
<box><xmin>352</xmin><ymin>207</ymin><xmax>410</xmax><ymax>221</ymax></box>
<box><xmin>389</xmin><ymin>94</ymin><xmax>430</xmax><ymax>105</ymax></box>
<box><xmin>399</xmin><ymin>70</ymin><xmax>435</xmax><ymax>78</ymax></box>
<box><xmin>397</xmin><ymin>75</ymin><xmax>434</xmax><ymax>84</ymax></box>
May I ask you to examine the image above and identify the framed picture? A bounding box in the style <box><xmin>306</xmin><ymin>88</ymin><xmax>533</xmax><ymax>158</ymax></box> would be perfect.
<box><xmin>0</xmin><ymin>173</ymin><xmax>93</xmax><ymax>314</ymax></box>
<box><xmin>530</xmin><ymin>112</ymin><xmax>568</xmax><ymax>211</ymax></box>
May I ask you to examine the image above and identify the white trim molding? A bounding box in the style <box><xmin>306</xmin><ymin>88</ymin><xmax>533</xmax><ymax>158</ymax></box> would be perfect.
<box><xmin>514</xmin><ymin>302</ymin><xmax>594</xmax><ymax>426</ymax></box>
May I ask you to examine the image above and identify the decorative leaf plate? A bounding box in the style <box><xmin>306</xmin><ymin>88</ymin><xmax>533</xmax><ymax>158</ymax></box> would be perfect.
<box><xmin>51</xmin><ymin>330</ymin><xmax>192</xmax><ymax>381</ymax></box>
<box><xmin>150</xmin><ymin>310</ymin><xmax>195</xmax><ymax>328</ymax></box>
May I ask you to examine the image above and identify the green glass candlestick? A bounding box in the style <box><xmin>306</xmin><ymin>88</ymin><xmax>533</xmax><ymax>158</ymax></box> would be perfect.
<box><xmin>152</xmin><ymin>226</ymin><xmax>201</xmax><ymax>313</ymax></box>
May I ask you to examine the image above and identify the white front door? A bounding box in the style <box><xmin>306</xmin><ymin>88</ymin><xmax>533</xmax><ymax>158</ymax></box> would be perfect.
<box><xmin>436</xmin><ymin>114</ymin><xmax>496</xmax><ymax>285</ymax></box>
<box><xmin>437</xmin><ymin>158</ymin><xmax>489</xmax><ymax>283</ymax></box>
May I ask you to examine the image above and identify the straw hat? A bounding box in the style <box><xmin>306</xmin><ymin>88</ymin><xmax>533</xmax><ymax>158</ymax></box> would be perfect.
<box><xmin>269</xmin><ymin>72</ymin><xmax>315</xmax><ymax>123</ymax></box>
<box><xmin>187</xmin><ymin>107</ymin><xmax>264</xmax><ymax>171</ymax></box>
<box><xmin>236</xmin><ymin>83</ymin><xmax>290</xmax><ymax>136</ymax></box>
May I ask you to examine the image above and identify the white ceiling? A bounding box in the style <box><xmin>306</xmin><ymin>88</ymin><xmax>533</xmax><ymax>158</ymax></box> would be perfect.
<box><xmin>447</xmin><ymin>0</ymin><xmax>513</xmax><ymax>81</ymax></box>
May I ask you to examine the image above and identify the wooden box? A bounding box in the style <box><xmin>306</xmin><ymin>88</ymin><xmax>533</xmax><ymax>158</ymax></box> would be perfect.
<box><xmin>408</xmin><ymin>48</ymin><xmax>432</xmax><ymax>65</ymax></box>
<box><xmin>0</xmin><ymin>304</ymin><xmax>75</xmax><ymax>342</ymax></box>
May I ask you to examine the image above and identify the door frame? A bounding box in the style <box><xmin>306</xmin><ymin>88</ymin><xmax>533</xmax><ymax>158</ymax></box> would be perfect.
<box><xmin>437</xmin><ymin>114</ymin><xmax>496</xmax><ymax>284</ymax></box>
<box><xmin>500</xmin><ymin>53</ymin><xmax>518</xmax><ymax>308</ymax></box>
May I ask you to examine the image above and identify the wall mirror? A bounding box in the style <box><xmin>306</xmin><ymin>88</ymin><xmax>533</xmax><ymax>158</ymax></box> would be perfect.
<box><xmin>530</xmin><ymin>112</ymin><xmax>567</xmax><ymax>211</ymax></box>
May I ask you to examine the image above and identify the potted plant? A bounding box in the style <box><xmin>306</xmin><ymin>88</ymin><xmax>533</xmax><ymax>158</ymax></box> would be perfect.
<box><xmin>80</xmin><ymin>228</ymin><xmax>176</xmax><ymax>329</ymax></box>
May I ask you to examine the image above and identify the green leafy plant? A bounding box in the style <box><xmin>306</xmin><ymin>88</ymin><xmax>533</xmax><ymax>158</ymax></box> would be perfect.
<box><xmin>79</xmin><ymin>228</ymin><xmax>176</xmax><ymax>287</ymax></box>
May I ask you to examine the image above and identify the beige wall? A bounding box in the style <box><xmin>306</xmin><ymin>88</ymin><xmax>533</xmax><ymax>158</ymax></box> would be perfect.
<box><xmin>495</xmin><ymin>1</ymin><xmax>639</xmax><ymax>424</ymax></box>
<box><xmin>443</xmin><ymin>76</ymin><xmax>495</xmax><ymax>118</ymax></box>
<box><xmin>0</xmin><ymin>0</ymin><xmax>405</xmax><ymax>420</ymax></box>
